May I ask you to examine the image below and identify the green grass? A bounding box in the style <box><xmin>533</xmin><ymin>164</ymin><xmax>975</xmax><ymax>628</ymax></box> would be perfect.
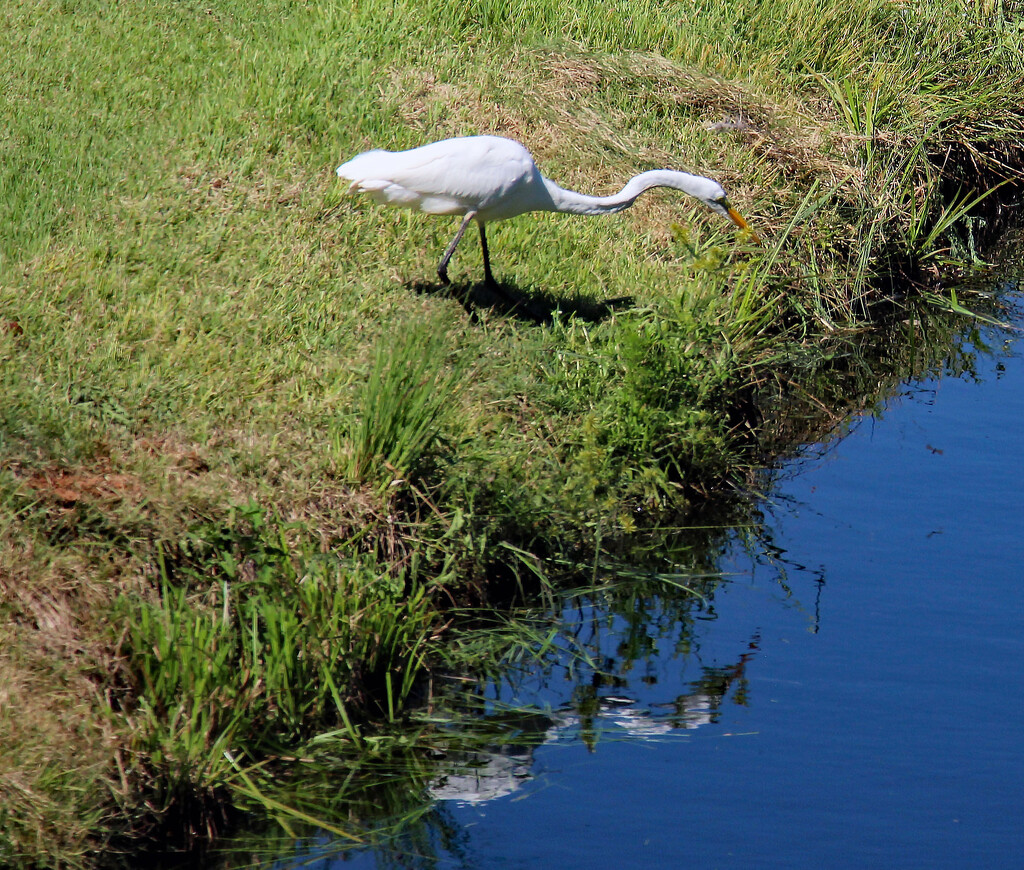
<box><xmin>2</xmin><ymin>0</ymin><xmax>1023</xmax><ymax>863</ymax></box>
<box><xmin>118</xmin><ymin>505</ymin><xmax>436</xmax><ymax>831</ymax></box>
<box><xmin>338</xmin><ymin>319</ymin><xmax>463</xmax><ymax>489</ymax></box>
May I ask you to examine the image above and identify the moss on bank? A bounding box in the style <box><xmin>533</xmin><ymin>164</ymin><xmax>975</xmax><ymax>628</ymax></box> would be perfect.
<box><xmin>2</xmin><ymin>0</ymin><xmax>1023</xmax><ymax>863</ymax></box>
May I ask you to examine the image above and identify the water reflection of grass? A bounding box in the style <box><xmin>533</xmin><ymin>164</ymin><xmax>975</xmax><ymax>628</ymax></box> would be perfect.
<box><xmin>217</xmin><ymin>579</ymin><xmax>768</xmax><ymax>867</ymax></box>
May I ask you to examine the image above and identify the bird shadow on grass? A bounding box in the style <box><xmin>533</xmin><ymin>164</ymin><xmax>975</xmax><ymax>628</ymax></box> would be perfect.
<box><xmin>408</xmin><ymin>280</ymin><xmax>634</xmax><ymax>325</ymax></box>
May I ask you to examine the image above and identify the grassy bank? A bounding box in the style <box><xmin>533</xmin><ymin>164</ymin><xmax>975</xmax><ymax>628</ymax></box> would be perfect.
<box><xmin>2</xmin><ymin>0</ymin><xmax>1023</xmax><ymax>863</ymax></box>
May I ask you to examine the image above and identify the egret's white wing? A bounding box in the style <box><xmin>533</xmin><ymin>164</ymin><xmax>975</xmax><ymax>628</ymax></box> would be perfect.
<box><xmin>337</xmin><ymin>136</ymin><xmax>539</xmax><ymax>216</ymax></box>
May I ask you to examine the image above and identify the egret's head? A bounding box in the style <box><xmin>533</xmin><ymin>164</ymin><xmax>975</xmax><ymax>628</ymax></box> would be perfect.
<box><xmin>719</xmin><ymin>198</ymin><xmax>752</xmax><ymax>231</ymax></box>
<box><xmin>704</xmin><ymin>186</ymin><xmax>757</xmax><ymax>242</ymax></box>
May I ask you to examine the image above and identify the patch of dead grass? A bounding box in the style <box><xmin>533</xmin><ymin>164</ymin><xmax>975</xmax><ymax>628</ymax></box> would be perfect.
<box><xmin>0</xmin><ymin>531</ymin><xmax>125</xmax><ymax>865</ymax></box>
<box><xmin>380</xmin><ymin>44</ymin><xmax>861</xmax><ymax>247</ymax></box>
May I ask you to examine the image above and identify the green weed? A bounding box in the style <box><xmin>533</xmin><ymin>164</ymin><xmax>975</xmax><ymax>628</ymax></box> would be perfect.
<box><xmin>335</xmin><ymin>321</ymin><xmax>462</xmax><ymax>492</ymax></box>
<box><xmin>117</xmin><ymin>504</ymin><xmax>436</xmax><ymax>836</ymax></box>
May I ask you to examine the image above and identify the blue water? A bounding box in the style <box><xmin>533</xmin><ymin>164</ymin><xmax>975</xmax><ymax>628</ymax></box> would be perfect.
<box><xmin>283</xmin><ymin>292</ymin><xmax>1024</xmax><ymax>869</ymax></box>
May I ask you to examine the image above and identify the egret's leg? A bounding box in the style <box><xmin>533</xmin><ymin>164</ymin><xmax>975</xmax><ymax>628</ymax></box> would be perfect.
<box><xmin>478</xmin><ymin>221</ymin><xmax>496</xmax><ymax>287</ymax></box>
<box><xmin>437</xmin><ymin>211</ymin><xmax>476</xmax><ymax>286</ymax></box>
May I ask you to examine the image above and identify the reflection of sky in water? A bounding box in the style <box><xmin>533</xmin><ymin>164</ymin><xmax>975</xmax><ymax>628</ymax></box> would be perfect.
<box><xmin>286</xmin><ymin>299</ymin><xmax>1024</xmax><ymax>868</ymax></box>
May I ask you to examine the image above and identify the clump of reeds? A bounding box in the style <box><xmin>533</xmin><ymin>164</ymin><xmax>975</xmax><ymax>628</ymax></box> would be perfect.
<box><xmin>338</xmin><ymin>320</ymin><xmax>461</xmax><ymax>492</ymax></box>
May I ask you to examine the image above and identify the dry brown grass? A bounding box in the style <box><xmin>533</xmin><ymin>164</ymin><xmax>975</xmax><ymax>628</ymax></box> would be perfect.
<box><xmin>379</xmin><ymin>43</ymin><xmax>863</xmax><ymax>251</ymax></box>
<box><xmin>0</xmin><ymin>531</ymin><xmax>126</xmax><ymax>866</ymax></box>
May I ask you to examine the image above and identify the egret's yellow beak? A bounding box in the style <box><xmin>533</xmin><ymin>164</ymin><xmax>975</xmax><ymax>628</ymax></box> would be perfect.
<box><xmin>727</xmin><ymin>205</ymin><xmax>760</xmax><ymax>243</ymax></box>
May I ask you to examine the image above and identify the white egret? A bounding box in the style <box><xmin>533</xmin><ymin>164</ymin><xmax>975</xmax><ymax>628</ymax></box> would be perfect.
<box><xmin>336</xmin><ymin>135</ymin><xmax>754</xmax><ymax>286</ymax></box>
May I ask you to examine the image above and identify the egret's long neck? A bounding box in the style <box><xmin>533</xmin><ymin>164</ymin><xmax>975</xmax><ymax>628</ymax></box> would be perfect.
<box><xmin>541</xmin><ymin>170</ymin><xmax>707</xmax><ymax>216</ymax></box>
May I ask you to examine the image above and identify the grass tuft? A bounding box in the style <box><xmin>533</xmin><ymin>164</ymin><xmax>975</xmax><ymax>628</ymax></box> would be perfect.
<box><xmin>336</xmin><ymin>319</ymin><xmax>462</xmax><ymax>491</ymax></box>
